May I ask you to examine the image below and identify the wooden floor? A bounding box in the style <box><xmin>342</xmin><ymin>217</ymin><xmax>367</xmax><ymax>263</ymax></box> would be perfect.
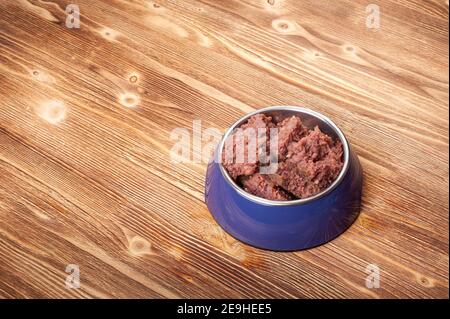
<box><xmin>0</xmin><ymin>0</ymin><xmax>448</xmax><ymax>299</ymax></box>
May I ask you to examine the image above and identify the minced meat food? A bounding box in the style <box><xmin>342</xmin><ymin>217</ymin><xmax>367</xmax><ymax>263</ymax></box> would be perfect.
<box><xmin>222</xmin><ymin>113</ymin><xmax>344</xmax><ymax>200</ymax></box>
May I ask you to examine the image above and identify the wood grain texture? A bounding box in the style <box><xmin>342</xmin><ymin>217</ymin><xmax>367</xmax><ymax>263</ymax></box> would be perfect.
<box><xmin>0</xmin><ymin>0</ymin><xmax>448</xmax><ymax>298</ymax></box>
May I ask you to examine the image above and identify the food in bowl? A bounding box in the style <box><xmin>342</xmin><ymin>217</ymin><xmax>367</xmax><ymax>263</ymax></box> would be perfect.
<box><xmin>222</xmin><ymin>113</ymin><xmax>344</xmax><ymax>200</ymax></box>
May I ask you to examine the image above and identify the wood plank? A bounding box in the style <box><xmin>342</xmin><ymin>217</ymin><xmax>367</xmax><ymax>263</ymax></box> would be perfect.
<box><xmin>0</xmin><ymin>0</ymin><xmax>448</xmax><ymax>298</ymax></box>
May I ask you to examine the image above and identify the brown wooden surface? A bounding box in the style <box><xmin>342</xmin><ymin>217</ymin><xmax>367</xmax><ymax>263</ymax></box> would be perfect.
<box><xmin>0</xmin><ymin>0</ymin><xmax>448</xmax><ymax>299</ymax></box>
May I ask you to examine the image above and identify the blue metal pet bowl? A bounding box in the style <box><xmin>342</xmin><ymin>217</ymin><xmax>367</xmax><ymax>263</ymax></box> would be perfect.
<box><xmin>205</xmin><ymin>106</ymin><xmax>363</xmax><ymax>251</ymax></box>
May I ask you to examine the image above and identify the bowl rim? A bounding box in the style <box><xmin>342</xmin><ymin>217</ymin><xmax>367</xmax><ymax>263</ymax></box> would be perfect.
<box><xmin>216</xmin><ymin>106</ymin><xmax>350</xmax><ymax>206</ymax></box>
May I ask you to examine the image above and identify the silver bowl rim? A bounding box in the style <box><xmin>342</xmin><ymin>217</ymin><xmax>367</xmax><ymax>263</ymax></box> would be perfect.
<box><xmin>216</xmin><ymin>106</ymin><xmax>350</xmax><ymax>206</ymax></box>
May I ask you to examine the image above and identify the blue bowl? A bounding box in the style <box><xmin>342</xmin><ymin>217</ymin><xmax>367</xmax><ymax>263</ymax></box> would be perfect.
<box><xmin>205</xmin><ymin>106</ymin><xmax>363</xmax><ymax>251</ymax></box>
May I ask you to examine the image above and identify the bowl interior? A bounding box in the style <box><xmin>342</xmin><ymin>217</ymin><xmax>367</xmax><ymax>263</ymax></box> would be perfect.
<box><xmin>217</xmin><ymin>106</ymin><xmax>350</xmax><ymax>206</ymax></box>
<box><xmin>266</xmin><ymin>109</ymin><xmax>340</xmax><ymax>141</ymax></box>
